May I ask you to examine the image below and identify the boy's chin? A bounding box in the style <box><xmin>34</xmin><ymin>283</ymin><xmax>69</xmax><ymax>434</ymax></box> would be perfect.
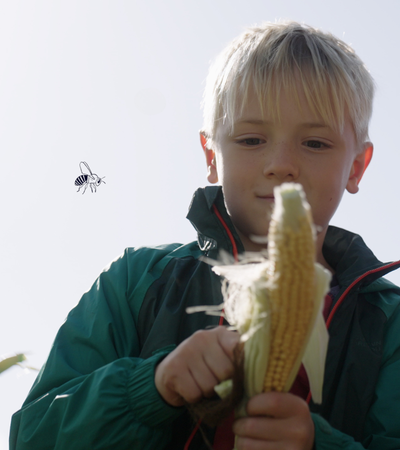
<box><xmin>233</xmin><ymin>222</ymin><xmax>271</xmax><ymax>252</ymax></box>
<box><xmin>238</xmin><ymin>233</ymin><xmax>269</xmax><ymax>252</ymax></box>
<box><xmin>249</xmin><ymin>234</ymin><xmax>269</xmax><ymax>245</ymax></box>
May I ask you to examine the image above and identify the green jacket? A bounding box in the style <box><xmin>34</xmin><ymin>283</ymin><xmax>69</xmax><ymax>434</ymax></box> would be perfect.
<box><xmin>10</xmin><ymin>186</ymin><xmax>400</xmax><ymax>450</ymax></box>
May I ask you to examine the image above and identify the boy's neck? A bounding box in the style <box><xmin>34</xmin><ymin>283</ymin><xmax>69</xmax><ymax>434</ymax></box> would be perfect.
<box><xmin>315</xmin><ymin>227</ymin><xmax>334</xmax><ymax>275</ymax></box>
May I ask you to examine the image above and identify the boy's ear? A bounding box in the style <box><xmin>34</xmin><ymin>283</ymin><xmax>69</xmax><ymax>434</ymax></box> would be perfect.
<box><xmin>200</xmin><ymin>132</ymin><xmax>218</xmax><ymax>184</ymax></box>
<box><xmin>346</xmin><ymin>143</ymin><xmax>373</xmax><ymax>194</ymax></box>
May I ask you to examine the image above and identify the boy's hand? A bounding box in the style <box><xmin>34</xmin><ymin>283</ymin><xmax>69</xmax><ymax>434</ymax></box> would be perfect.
<box><xmin>233</xmin><ymin>392</ymin><xmax>314</xmax><ymax>450</ymax></box>
<box><xmin>154</xmin><ymin>326</ymin><xmax>240</xmax><ymax>407</ymax></box>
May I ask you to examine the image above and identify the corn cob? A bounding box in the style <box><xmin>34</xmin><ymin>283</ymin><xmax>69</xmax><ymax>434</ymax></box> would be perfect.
<box><xmin>262</xmin><ymin>183</ymin><xmax>318</xmax><ymax>393</ymax></box>
<box><xmin>212</xmin><ymin>182</ymin><xmax>331</xmax><ymax>404</ymax></box>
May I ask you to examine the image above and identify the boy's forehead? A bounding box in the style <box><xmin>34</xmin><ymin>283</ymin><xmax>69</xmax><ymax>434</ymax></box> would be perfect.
<box><xmin>228</xmin><ymin>86</ymin><xmax>329</xmax><ymax>127</ymax></box>
<box><xmin>219</xmin><ymin>79</ymin><xmax>355</xmax><ymax>140</ymax></box>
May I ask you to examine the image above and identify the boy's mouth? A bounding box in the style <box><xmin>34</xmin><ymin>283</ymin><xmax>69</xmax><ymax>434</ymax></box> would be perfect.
<box><xmin>257</xmin><ymin>194</ymin><xmax>275</xmax><ymax>201</ymax></box>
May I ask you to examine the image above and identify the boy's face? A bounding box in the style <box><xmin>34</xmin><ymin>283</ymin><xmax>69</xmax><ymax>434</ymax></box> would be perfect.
<box><xmin>201</xmin><ymin>86</ymin><xmax>373</xmax><ymax>264</ymax></box>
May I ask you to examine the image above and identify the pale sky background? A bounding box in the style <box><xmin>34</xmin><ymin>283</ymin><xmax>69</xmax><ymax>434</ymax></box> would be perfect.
<box><xmin>1</xmin><ymin>1</ymin><xmax>399</xmax><ymax>447</ymax></box>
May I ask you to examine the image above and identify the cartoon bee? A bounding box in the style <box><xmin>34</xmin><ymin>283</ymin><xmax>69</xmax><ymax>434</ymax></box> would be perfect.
<box><xmin>74</xmin><ymin>161</ymin><xmax>106</xmax><ymax>194</ymax></box>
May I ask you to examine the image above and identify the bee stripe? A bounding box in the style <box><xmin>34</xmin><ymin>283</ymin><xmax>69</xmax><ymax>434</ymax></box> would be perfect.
<box><xmin>75</xmin><ymin>175</ymin><xmax>88</xmax><ymax>186</ymax></box>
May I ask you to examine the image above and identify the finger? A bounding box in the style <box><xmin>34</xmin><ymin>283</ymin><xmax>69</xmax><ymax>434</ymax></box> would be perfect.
<box><xmin>202</xmin><ymin>343</ymin><xmax>235</xmax><ymax>383</ymax></box>
<box><xmin>216</xmin><ymin>327</ymin><xmax>241</xmax><ymax>360</ymax></box>
<box><xmin>246</xmin><ymin>392</ymin><xmax>307</xmax><ymax>418</ymax></box>
<box><xmin>235</xmin><ymin>436</ymin><xmax>280</xmax><ymax>450</ymax></box>
<box><xmin>186</xmin><ymin>358</ymin><xmax>220</xmax><ymax>400</ymax></box>
<box><xmin>176</xmin><ymin>370</ymin><xmax>213</xmax><ymax>403</ymax></box>
<box><xmin>182</xmin><ymin>329</ymin><xmax>238</xmax><ymax>400</ymax></box>
<box><xmin>155</xmin><ymin>366</ymin><xmax>196</xmax><ymax>406</ymax></box>
<box><xmin>234</xmin><ymin>414</ymin><xmax>314</xmax><ymax>450</ymax></box>
<box><xmin>155</xmin><ymin>328</ymin><xmax>240</xmax><ymax>406</ymax></box>
<box><xmin>192</xmin><ymin>341</ymin><xmax>236</xmax><ymax>395</ymax></box>
<box><xmin>188</xmin><ymin>327</ymin><xmax>238</xmax><ymax>383</ymax></box>
<box><xmin>233</xmin><ymin>416</ymin><xmax>277</xmax><ymax>442</ymax></box>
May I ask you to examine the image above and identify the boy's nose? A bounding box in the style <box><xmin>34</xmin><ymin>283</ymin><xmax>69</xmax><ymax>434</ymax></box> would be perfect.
<box><xmin>262</xmin><ymin>143</ymin><xmax>299</xmax><ymax>181</ymax></box>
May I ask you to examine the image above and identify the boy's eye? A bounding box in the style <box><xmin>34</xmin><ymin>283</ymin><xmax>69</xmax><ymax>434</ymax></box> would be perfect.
<box><xmin>238</xmin><ymin>138</ymin><xmax>264</xmax><ymax>146</ymax></box>
<box><xmin>304</xmin><ymin>140</ymin><xmax>327</xmax><ymax>149</ymax></box>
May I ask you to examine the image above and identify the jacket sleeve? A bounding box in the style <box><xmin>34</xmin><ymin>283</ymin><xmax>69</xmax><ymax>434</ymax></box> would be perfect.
<box><xmin>312</xmin><ymin>291</ymin><xmax>400</xmax><ymax>450</ymax></box>
<box><xmin>9</xmin><ymin>250</ymin><xmax>185</xmax><ymax>450</ymax></box>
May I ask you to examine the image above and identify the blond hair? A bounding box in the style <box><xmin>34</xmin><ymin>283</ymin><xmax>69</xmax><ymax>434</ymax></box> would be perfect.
<box><xmin>201</xmin><ymin>21</ymin><xmax>375</xmax><ymax>148</ymax></box>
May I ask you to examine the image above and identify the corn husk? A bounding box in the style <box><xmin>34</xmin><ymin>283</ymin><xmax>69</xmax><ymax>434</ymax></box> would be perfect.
<box><xmin>213</xmin><ymin>183</ymin><xmax>331</xmax><ymax>405</ymax></box>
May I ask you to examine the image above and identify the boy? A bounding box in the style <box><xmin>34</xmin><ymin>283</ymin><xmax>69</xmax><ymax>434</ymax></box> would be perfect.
<box><xmin>10</xmin><ymin>21</ymin><xmax>400</xmax><ymax>450</ymax></box>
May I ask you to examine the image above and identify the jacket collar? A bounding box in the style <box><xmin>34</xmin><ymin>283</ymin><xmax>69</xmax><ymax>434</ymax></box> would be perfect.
<box><xmin>186</xmin><ymin>186</ymin><xmax>244</xmax><ymax>258</ymax></box>
<box><xmin>187</xmin><ymin>186</ymin><xmax>400</xmax><ymax>288</ymax></box>
<box><xmin>323</xmin><ymin>226</ymin><xmax>400</xmax><ymax>290</ymax></box>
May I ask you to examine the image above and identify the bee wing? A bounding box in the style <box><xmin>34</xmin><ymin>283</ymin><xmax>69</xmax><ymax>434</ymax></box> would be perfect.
<box><xmin>80</xmin><ymin>161</ymin><xmax>93</xmax><ymax>176</ymax></box>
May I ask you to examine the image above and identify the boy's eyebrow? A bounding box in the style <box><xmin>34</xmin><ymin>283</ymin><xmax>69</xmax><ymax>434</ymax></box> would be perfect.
<box><xmin>235</xmin><ymin>119</ymin><xmax>266</xmax><ymax>125</ymax></box>
<box><xmin>301</xmin><ymin>122</ymin><xmax>330</xmax><ymax>129</ymax></box>
<box><xmin>235</xmin><ymin>119</ymin><xmax>330</xmax><ymax>129</ymax></box>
